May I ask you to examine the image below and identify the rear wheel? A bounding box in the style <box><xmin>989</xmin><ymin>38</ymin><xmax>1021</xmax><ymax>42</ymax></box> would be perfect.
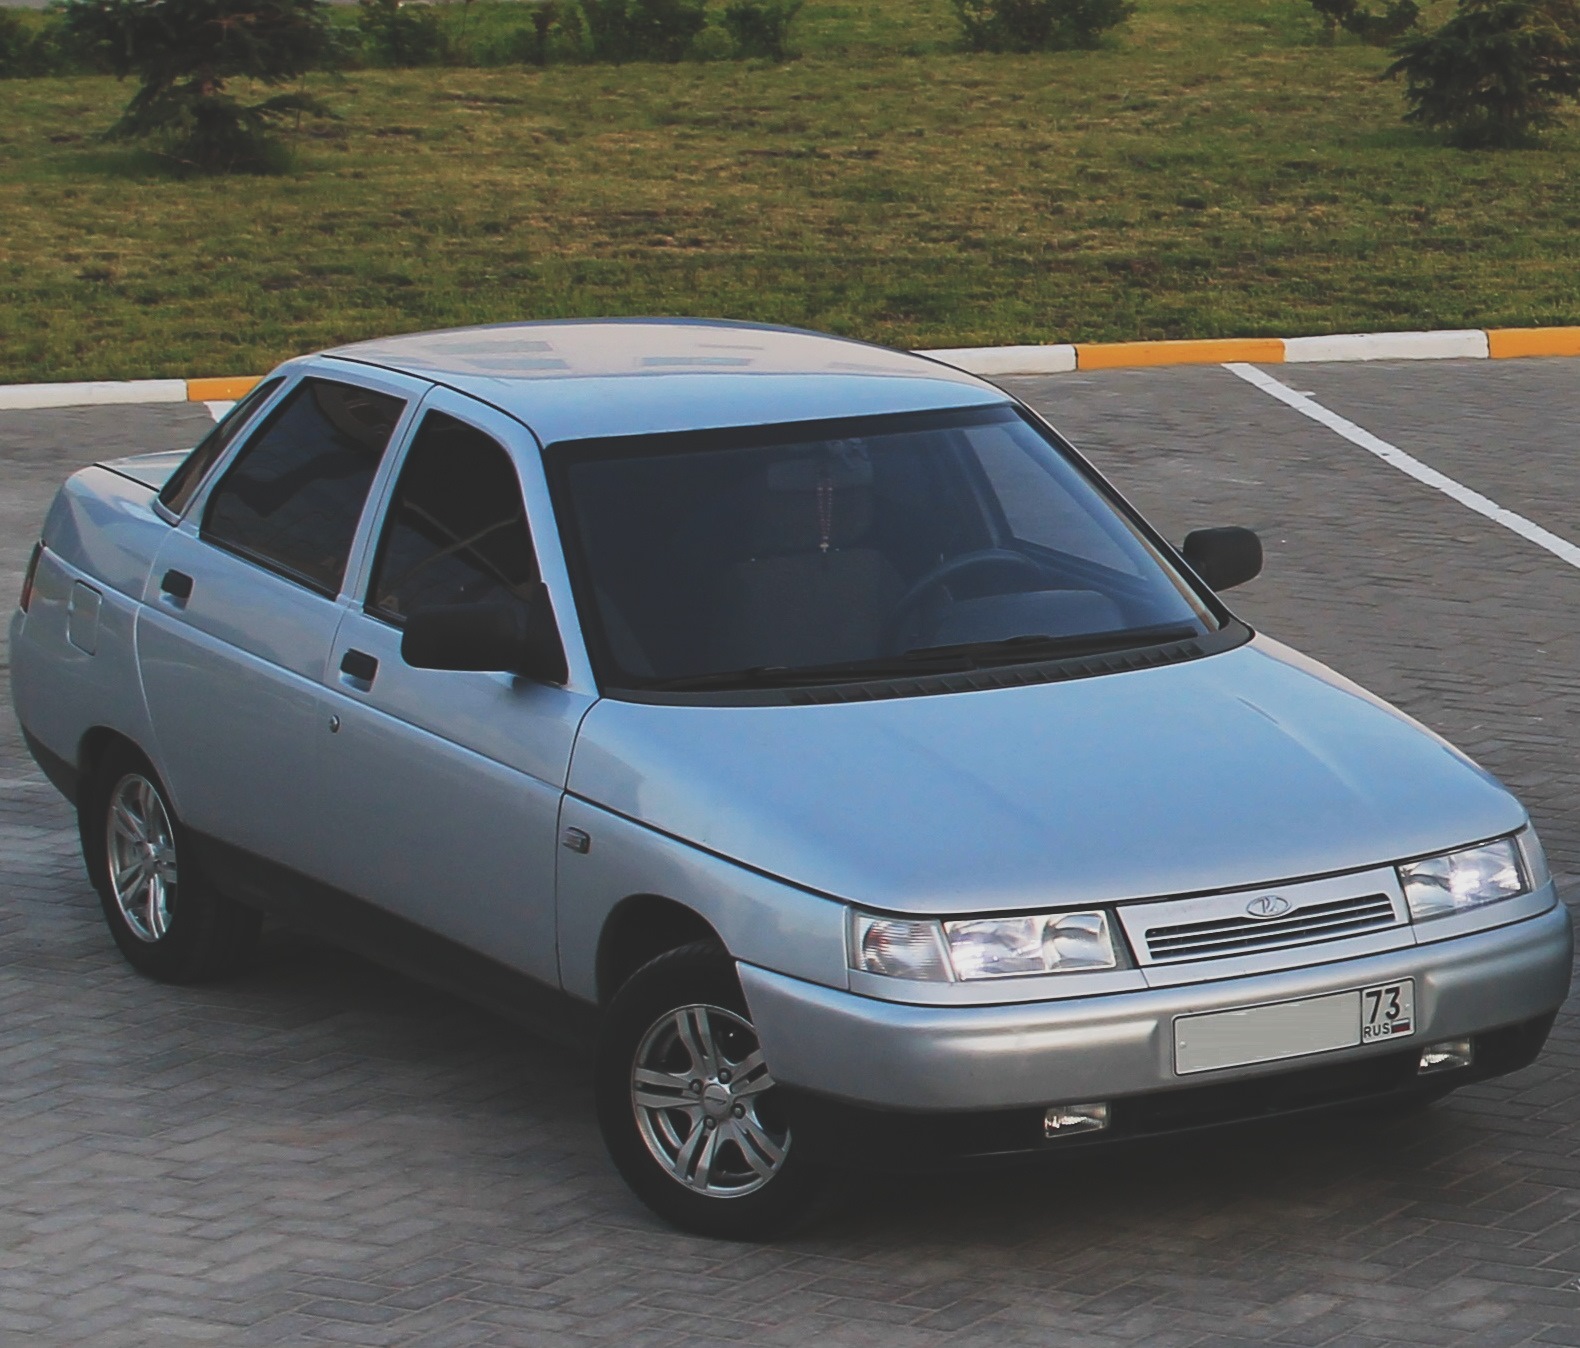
<box><xmin>595</xmin><ymin>941</ymin><xmax>825</xmax><ymax>1239</ymax></box>
<box><xmin>82</xmin><ymin>744</ymin><xmax>260</xmax><ymax>983</ymax></box>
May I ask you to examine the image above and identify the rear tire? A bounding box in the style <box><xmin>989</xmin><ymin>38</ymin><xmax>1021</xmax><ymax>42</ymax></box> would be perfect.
<box><xmin>81</xmin><ymin>743</ymin><xmax>260</xmax><ymax>983</ymax></box>
<box><xmin>595</xmin><ymin>941</ymin><xmax>825</xmax><ymax>1239</ymax></box>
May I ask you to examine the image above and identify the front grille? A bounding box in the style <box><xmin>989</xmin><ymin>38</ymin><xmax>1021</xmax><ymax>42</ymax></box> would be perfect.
<box><xmin>1143</xmin><ymin>893</ymin><xmax>1398</xmax><ymax>963</ymax></box>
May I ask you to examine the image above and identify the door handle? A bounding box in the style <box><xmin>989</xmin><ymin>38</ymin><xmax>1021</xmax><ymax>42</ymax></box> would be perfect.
<box><xmin>340</xmin><ymin>649</ymin><xmax>379</xmax><ymax>684</ymax></box>
<box><xmin>159</xmin><ymin>569</ymin><xmax>193</xmax><ymax>601</ymax></box>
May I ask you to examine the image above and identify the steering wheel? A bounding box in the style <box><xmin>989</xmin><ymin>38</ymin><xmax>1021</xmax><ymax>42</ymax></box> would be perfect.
<box><xmin>884</xmin><ymin>547</ymin><xmax>1047</xmax><ymax>652</ymax></box>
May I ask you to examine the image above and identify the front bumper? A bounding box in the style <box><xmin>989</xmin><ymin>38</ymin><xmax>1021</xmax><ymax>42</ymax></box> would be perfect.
<box><xmin>777</xmin><ymin>1013</ymin><xmax>1556</xmax><ymax>1168</ymax></box>
<box><xmin>739</xmin><ymin>898</ymin><xmax>1573</xmax><ymax>1118</ymax></box>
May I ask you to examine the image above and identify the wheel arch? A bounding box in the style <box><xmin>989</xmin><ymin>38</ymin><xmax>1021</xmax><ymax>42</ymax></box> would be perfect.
<box><xmin>595</xmin><ymin>894</ymin><xmax>724</xmax><ymax>1007</ymax></box>
<box><xmin>74</xmin><ymin>727</ymin><xmax>156</xmax><ymax>880</ymax></box>
<box><xmin>79</xmin><ymin>725</ymin><xmax>149</xmax><ymax>792</ymax></box>
<box><xmin>557</xmin><ymin>797</ymin><xmax>850</xmax><ymax>1004</ymax></box>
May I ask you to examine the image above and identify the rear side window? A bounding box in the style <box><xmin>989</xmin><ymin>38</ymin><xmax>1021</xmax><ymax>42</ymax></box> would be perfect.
<box><xmin>367</xmin><ymin>410</ymin><xmax>538</xmax><ymax>622</ymax></box>
<box><xmin>158</xmin><ymin>377</ymin><xmax>284</xmax><ymax>517</ymax></box>
<box><xmin>203</xmin><ymin>378</ymin><xmax>405</xmax><ymax>595</ymax></box>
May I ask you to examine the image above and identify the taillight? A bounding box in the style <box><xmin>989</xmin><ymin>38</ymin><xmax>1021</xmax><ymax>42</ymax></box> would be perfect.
<box><xmin>19</xmin><ymin>541</ymin><xmax>42</xmax><ymax>612</ymax></box>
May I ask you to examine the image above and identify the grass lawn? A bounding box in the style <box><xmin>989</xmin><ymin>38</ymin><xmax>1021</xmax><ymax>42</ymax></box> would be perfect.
<box><xmin>2</xmin><ymin>0</ymin><xmax>1579</xmax><ymax>381</ymax></box>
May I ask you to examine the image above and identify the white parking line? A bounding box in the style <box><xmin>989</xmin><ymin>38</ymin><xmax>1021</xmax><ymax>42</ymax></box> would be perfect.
<box><xmin>1225</xmin><ymin>361</ymin><xmax>1580</xmax><ymax>572</ymax></box>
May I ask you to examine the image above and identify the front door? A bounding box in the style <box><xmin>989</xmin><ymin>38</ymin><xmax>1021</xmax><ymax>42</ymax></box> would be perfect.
<box><xmin>138</xmin><ymin>373</ymin><xmax>417</xmax><ymax>866</ymax></box>
<box><xmin>314</xmin><ymin>392</ymin><xmax>593</xmax><ymax>987</ymax></box>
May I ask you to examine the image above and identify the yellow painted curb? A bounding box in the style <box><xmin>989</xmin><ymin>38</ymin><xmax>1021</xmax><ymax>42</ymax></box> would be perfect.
<box><xmin>1075</xmin><ymin>338</ymin><xmax>1285</xmax><ymax>370</ymax></box>
<box><xmin>16</xmin><ymin>326</ymin><xmax>1580</xmax><ymax>412</ymax></box>
<box><xmin>187</xmin><ymin>375</ymin><xmax>263</xmax><ymax>402</ymax></box>
<box><xmin>1487</xmin><ymin>328</ymin><xmax>1580</xmax><ymax>360</ymax></box>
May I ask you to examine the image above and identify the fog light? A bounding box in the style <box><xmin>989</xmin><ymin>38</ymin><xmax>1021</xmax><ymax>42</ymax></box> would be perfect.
<box><xmin>1044</xmin><ymin>1103</ymin><xmax>1110</xmax><ymax>1137</ymax></box>
<box><xmin>1418</xmin><ymin>1039</ymin><xmax>1474</xmax><ymax>1074</ymax></box>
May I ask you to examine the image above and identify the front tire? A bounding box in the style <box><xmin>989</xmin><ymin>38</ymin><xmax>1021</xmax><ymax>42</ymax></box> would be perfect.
<box><xmin>595</xmin><ymin>941</ymin><xmax>824</xmax><ymax>1239</ymax></box>
<box><xmin>81</xmin><ymin>743</ymin><xmax>260</xmax><ymax>983</ymax></box>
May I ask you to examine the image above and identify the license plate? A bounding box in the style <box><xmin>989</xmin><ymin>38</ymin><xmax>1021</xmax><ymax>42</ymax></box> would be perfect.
<box><xmin>1360</xmin><ymin>979</ymin><xmax>1415</xmax><ymax>1042</ymax></box>
<box><xmin>1174</xmin><ymin>979</ymin><xmax>1415</xmax><ymax>1075</ymax></box>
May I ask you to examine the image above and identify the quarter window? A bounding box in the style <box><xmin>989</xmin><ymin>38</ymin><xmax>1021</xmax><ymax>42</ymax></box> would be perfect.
<box><xmin>203</xmin><ymin>379</ymin><xmax>405</xmax><ymax>594</ymax></box>
<box><xmin>158</xmin><ymin>377</ymin><xmax>284</xmax><ymax>517</ymax></box>
<box><xmin>368</xmin><ymin>411</ymin><xmax>539</xmax><ymax>622</ymax></box>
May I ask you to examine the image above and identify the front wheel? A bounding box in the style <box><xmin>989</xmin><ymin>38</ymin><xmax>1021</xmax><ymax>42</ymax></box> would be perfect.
<box><xmin>595</xmin><ymin>942</ymin><xmax>825</xmax><ymax>1239</ymax></box>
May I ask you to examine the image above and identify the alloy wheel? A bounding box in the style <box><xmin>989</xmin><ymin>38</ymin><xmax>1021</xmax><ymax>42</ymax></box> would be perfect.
<box><xmin>105</xmin><ymin>773</ymin><xmax>178</xmax><ymax>943</ymax></box>
<box><xmin>630</xmin><ymin>1003</ymin><xmax>789</xmax><ymax>1197</ymax></box>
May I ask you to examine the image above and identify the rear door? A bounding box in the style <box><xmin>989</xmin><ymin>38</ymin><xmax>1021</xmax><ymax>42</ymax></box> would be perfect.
<box><xmin>138</xmin><ymin>370</ymin><xmax>423</xmax><ymax>867</ymax></box>
<box><xmin>312</xmin><ymin>389</ymin><xmax>595</xmax><ymax>985</ymax></box>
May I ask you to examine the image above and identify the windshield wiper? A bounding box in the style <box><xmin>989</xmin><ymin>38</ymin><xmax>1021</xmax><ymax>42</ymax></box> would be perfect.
<box><xmin>644</xmin><ymin>655</ymin><xmax>974</xmax><ymax>692</ymax></box>
<box><xmin>642</xmin><ymin>623</ymin><xmax>1202</xmax><ymax>692</ymax></box>
<box><xmin>901</xmin><ymin>623</ymin><xmax>1200</xmax><ymax>665</ymax></box>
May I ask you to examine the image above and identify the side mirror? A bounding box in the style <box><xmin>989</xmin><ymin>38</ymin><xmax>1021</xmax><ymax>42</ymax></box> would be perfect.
<box><xmin>1181</xmin><ymin>527</ymin><xmax>1262</xmax><ymax>592</ymax></box>
<box><xmin>401</xmin><ymin>587</ymin><xmax>569</xmax><ymax>684</ymax></box>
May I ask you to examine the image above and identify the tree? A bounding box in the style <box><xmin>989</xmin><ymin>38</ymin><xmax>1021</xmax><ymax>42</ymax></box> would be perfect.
<box><xmin>1386</xmin><ymin>0</ymin><xmax>1580</xmax><ymax>146</ymax></box>
<box><xmin>0</xmin><ymin>12</ymin><xmax>67</xmax><ymax>77</ymax></box>
<box><xmin>356</xmin><ymin>0</ymin><xmax>448</xmax><ymax>66</ymax></box>
<box><xmin>953</xmin><ymin>0</ymin><xmax>1136</xmax><ymax>54</ymax></box>
<box><xmin>61</xmin><ymin>0</ymin><xmax>334</xmax><ymax>172</ymax></box>
<box><xmin>722</xmin><ymin>0</ymin><xmax>803</xmax><ymax>60</ymax></box>
<box><xmin>580</xmin><ymin>0</ymin><xmax>709</xmax><ymax>62</ymax></box>
<box><xmin>1308</xmin><ymin>0</ymin><xmax>1420</xmax><ymax>45</ymax></box>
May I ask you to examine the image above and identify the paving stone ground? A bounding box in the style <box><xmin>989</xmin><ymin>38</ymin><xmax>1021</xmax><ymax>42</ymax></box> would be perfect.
<box><xmin>5</xmin><ymin>360</ymin><xmax>1580</xmax><ymax>1346</ymax></box>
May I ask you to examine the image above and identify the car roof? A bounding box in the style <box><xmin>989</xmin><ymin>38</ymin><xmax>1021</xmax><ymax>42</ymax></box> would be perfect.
<box><xmin>321</xmin><ymin>318</ymin><xmax>1010</xmax><ymax>445</ymax></box>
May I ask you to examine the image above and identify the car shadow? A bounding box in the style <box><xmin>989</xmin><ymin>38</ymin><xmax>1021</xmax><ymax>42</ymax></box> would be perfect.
<box><xmin>228</xmin><ymin>921</ymin><xmax>1547</xmax><ymax>1249</ymax></box>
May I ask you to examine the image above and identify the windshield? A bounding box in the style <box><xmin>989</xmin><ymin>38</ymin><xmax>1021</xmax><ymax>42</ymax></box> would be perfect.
<box><xmin>551</xmin><ymin>405</ymin><xmax>1218</xmax><ymax>693</ymax></box>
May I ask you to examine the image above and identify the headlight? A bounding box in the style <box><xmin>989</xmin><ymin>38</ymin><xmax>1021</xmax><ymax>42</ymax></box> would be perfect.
<box><xmin>944</xmin><ymin>912</ymin><xmax>1118</xmax><ymax>979</ymax></box>
<box><xmin>1398</xmin><ymin>834</ymin><xmax>1533</xmax><ymax>921</ymax></box>
<box><xmin>850</xmin><ymin>909</ymin><xmax>1120</xmax><ymax>981</ymax></box>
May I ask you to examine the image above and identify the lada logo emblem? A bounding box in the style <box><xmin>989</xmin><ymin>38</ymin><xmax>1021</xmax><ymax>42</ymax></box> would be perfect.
<box><xmin>1245</xmin><ymin>895</ymin><xmax>1291</xmax><ymax>919</ymax></box>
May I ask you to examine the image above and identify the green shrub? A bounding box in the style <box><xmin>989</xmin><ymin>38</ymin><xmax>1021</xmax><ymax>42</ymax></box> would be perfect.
<box><xmin>953</xmin><ymin>0</ymin><xmax>1135</xmax><ymax>52</ymax></box>
<box><xmin>357</xmin><ymin>0</ymin><xmax>449</xmax><ymax>66</ymax></box>
<box><xmin>722</xmin><ymin>0</ymin><xmax>802</xmax><ymax>59</ymax></box>
<box><xmin>0</xmin><ymin>13</ymin><xmax>37</xmax><ymax>78</ymax></box>
<box><xmin>500</xmin><ymin>0</ymin><xmax>585</xmax><ymax>63</ymax></box>
<box><xmin>581</xmin><ymin>0</ymin><xmax>709</xmax><ymax>61</ymax></box>
<box><xmin>1309</xmin><ymin>0</ymin><xmax>1420</xmax><ymax>44</ymax></box>
<box><xmin>689</xmin><ymin>22</ymin><xmax>736</xmax><ymax>58</ymax></box>
<box><xmin>61</xmin><ymin>0</ymin><xmax>334</xmax><ymax>172</ymax></box>
<box><xmin>1387</xmin><ymin>0</ymin><xmax>1580</xmax><ymax>146</ymax></box>
<box><xmin>0</xmin><ymin>11</ymin><xmax>75</xmax><ymax>78</ymax></box>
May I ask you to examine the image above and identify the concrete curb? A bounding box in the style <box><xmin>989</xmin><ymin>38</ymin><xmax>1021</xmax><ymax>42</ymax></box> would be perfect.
<box><xmin>1284</xmin><ymin>329</ymin><xmax>1489</xmax><ymax>362</ymax></box>
<box><xmin>0</xmin><ymin>379</ymin><xmax>190</xmax><ymax>411</ymax></box>
<box><xmin>924</xmin><ymin>344</ymin><xmax>1077</xmax><ymax>375</ymax></box>
<box><xmin>0</xmin><ymin>375</ymin><xmax>262</xmax><ymax>413</ymax></box>
<box><xmin>2</xmin><ymin>327</ymin><xmax>1577</xmax><ymax>408</ymax></box>
<box><xmin>932</xmin><ymin>326</ymin><xmax>1580</xmax><ymax>377</ymax></box>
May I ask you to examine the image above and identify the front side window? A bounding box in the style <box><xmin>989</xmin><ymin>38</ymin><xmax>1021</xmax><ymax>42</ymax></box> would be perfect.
<box><xmin>368</xmin><ymin>411</ymin><xmax>539</xmax><ymax>623</ymax></box>
<box><xmin>158</xmin><ymin>377</ymin><xmax>284</xmax><ymax>517</ymax></box>
<box><xmin>552</xmin><ymin>405</ymin><xmax>1220</xmax><ymax>694</ymax></box>
<box><xmin>203</xmin><ymin>379</ymin><xmax>405</xmax><ymax>594</ymax></box>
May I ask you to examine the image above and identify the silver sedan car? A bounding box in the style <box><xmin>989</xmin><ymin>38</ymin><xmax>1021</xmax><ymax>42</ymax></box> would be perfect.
<box><xmin>10</xmin><ymin>320</ymin><xmax>1572</xmax><ymax>1238</ymax></box>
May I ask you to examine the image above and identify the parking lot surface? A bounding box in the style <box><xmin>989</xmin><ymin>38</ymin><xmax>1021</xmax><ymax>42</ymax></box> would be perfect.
<box><xmin>4</xmin><ymin>358</ymin><xmax>1580</xmax><ymax>1346</ymax></box>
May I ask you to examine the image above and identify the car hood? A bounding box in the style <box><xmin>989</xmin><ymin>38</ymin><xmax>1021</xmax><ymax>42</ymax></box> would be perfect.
<box><xmin>567</xmin><ymin>635</ymin><xmax>1525</xmax><ymax>915</ymax></box>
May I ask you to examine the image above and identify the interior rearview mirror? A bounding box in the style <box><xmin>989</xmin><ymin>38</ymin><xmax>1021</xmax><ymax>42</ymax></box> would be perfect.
<box><xmin>1181</xmin><ymin>527</ymin><xmax>1262</xmax><ymax>592</ymax></box>
<box><xmin>401</xmin><ymin>588</ymin><xmax>569</xmax><ymax>684</ymax></box>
